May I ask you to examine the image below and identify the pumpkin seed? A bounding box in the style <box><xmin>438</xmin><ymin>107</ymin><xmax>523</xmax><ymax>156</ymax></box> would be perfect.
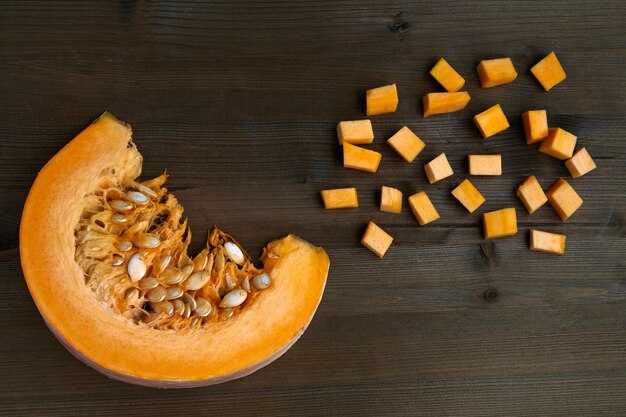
<box><xmin>127</xmin><ymin>253</ymin><xmax>147</xmax><ymax>282</ymax></box>
<box><xmin>109</xmin><ymin>199</ymin><xmax>133</xmax><ymax>212</ymax></box>
<box><xmin>181</xmin><ymin>264</ymin><xmax>194</xmax><ymax>278</ymax></box>
<box><xmin>115</xmin><ymin>240</ymin><xmax>133</xmax><ymax>252</ymax></box>
<box><xmin>111</xmin><ymin>213</ymin><xmax>127</xmax><ymax>224</ymax></box>
<box><xmin>194</xmin><ymin>297</ymin><xmax>212</xmax><ymax>317</ymax></box>
<box><xmin>252</xmin><ymin>273</ymin><xmax>271</xmax><ymax>290</ymax></box>
<box><xmin>183</xmin><ymin>303</ymin><xmax>192</xmax><ymax>318</ymax></box>
<box><xmin>124</xmin><ymin>288</ymin><xmax>138</xmax><ymax>300</ymax></box>
<box><xmin>222</xmin><ymin>307</ymin><xmax>234</xmax><ymax>319</ymax></box>
<box><xmin>194</xmin><ymin>253</ymin><xmax>208</xmax><ymax>271</ymax></box>
<box><xmin>163</xmin><ymin>268</ymin><xmax>184</xmax><ymax>285</ymax></box>
<box><xmin>220</xmin><ymin>289</ymin><xmax>247</xmax><ymax>308</ymax></box>
<box><xmin>172</xmin><ymin>299</ymin><xmax>185</xmax><ymax>315</ymax></box>
<box><xmin>190</xmin><ymin>317</ymin><xmax>200</xmax><ymax>326</ymax></box>
<box><xmin>226</xmin><ymin>273</ymin><xmax>236</xmax><ymax>290</ymax></box>
<box><xmin>146</xmin><ymin>286</ymin><xmax>167</xmax><ymax>303</ymax></box>
<box><xmin>153</xmin><ymin>300</ymin><xmax>174</xmax><ymax>315</ymax></box>
<box><xmin>157</xmin><ymin>255</ymin><xmax>172</xmax><ymax>272</ymax></box>
<box><xmin>182</xmin><ymin>293</ymin><xmax>197</xmax><ymax>311</ymax></box>
<box><xmin>166</xmin><ymin>287</ymin><xmax>183</xmax><ymax>300</ymax></box>
<box><xmin>242</xmin><ymin>277</ymin><xmax>251</xmax><ymax>293</ymax></box>
<box><xmin>111</xmin><ymin>254</ymin><xmax>125</xmax><ymax>266</ymax></box>
<box><xmin>125</xmin><ymin>191</ymin><xmax>149</xmax><ymax>205</ymax></box>
<box><xmin>138</xmin><ymin>276</ymin><xmax>159</xmax><ymax>290</ymax></box>
<box><xmin>133</xmin><ymin>234</ymin><xmax>160</xmax><ymax>249</ymax></box>
<box><xmin>183</xmin><ymin>271</ymin><xmax>208</xmax><ymax>291</ymax></box>
<box><xmin>224</xmin><ymin>242</ymin><xmax>245</xmax><ymax>266</ymax></box>
<box><xmin>136</xmin><ymin>184</ymin><xmax>157</xmax><ymax>198</ymax></box>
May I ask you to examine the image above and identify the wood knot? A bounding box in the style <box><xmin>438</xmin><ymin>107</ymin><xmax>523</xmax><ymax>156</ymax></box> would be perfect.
<box><xmin>386</xmin><ymin>12</ymin><xmax>410</xmax><ymax>34</ymax></box>
<box><xmin>480</xmin><ymin>241</ymin><xmax>494</xmax><ymax>259</ymax></box>
<box><xmin>483</xmin><ymin>288</ymin><xmax>500</xmax><ymax>302</ymax></box>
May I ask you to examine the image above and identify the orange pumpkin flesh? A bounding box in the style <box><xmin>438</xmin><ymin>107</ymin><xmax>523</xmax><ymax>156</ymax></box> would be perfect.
<box><xmin>20</xmin><ymin>112</ymin><xmax>329</xmax><ymax>387</ymax></box>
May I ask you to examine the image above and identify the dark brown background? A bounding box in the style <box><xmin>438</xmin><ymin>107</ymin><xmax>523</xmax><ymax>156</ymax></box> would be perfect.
<box><xmin>1</xmin><ymin>1</ymin><xmax>625</xmax><ymax>416</ymax></box>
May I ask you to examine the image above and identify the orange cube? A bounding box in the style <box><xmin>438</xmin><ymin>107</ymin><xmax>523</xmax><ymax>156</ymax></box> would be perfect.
<box><xmin>451</xmin><ymin>179</ymin><xmax>485</xmax><ymax>213</ymax></box>
<box><xmin>530</xmin><ymin>229</ymin><xmax>566</xmax><ymax>255</ymax></box>
<box><xmin>531</xmin><ymin>52</ymin><xmax>566</xmax><ymax>91</ymax></box>
<box><xmin>336</xmin><ymin>120</ymin><xmax>374</xmax><ymax>145</ymax></box>
<box><xmin>366</xmin><ymin>84</ymin><xmax>398</xmax><ymax>116</ymax></box>
<box><xmin>474</xmin><ymin>104</ymin><xmax>510</xmax><ymax>138</ymax></box>
<box><xmin>468</xmin><ymin>154</ymin><xmax>502</xmax><ymax>176</ymax></box>
<box><xmin>423</xmin><ymin>92</ymin><xmax>471</xmax><ymax>117</ymax></box>
<box><xmin>361</xmin><ymin>221</ymin><xmax>394</xmax><ymax>258</ymax></box>
<box><xmin>483</xmin><ymin>208</ymin><xmax>518</xmax><ymax>239</ymax></box>
<box><xmin>521</xmin><ymin>110</ymin><xmax>549</xmax><ymax>144</ymax></box>
<box><xmin>476</xmin><ymin>58</ymin><xmax>518</xmax><ymax>88</ymax></box>
<box><xmin>408</xmin><ymin>191</ymin><xmax>440</xmax><ymax>225</ymax></box>
<box><xmin>424</xmin><ymin>153</ymin><xmax>454</xmax><ymax>184</ymax></box>
<box><xmin>565</xmin><ymin>147</ymin><xmax>597</xmax><ymax>178</ymax></box>
<box><xmin>387</xmin><ymin>126</ymin><xmax>426</xmax><ymax>163</ymax></box>
<box><xmin>320</xmin><ymin>188</ymin><xmax>359</xmax><ymax>209</ymax></box>
<box><xmin>539</xmin><ymin>128</ymin><xmax>577</xmax><ymax>160</ymax></box>
<box><xmin>516</xmin><ymin>175</ymin><xmax>548</xmax><ymax>214</ymax></box>
<box><xmin>429</xmin><ymin>58</ymin><xmax>465</xmax><ymax>92</ymax></box>
<box><xmin>343</xmin><ymin>142</ymin><xmax>382</xmax><ymax>173</ymax></box>
<box><xmin>546</xmin><ymin>178</ymin><xmax>583</xmax><ymax>221</ymax></box>
<box><xmin>380</xmin><ymin>186</ymin><xmax>403</xmax><ymax>213</ymax></box>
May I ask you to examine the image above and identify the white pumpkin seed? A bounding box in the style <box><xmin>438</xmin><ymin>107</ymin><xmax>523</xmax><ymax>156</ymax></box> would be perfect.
<box><xmin>133</xmin><ymin>234</ymin><xmax>161</xmax><ymax>249</ymax></box>
<box><xmin>166</xmin><ymin>287</ymin><xmax>183</xmax><ymax>300</ymax></box>
<box><xmin>194</xmin><ymin>297</ymin><xmax>212</xmax><ymax>317</ymax></box>
<box><xmin>109</xmin><ymin>199</ymin><xmax>133</xmax><ymax>212</ymax></box>
<box><xmin>224</xmin><ymin>242</ymin><xmax>245</xmax><ymax>266</ymax></box>
<box><xmin>157</xmin><ymin>255</ymin><xmax>172</xmax><ymax>272</ymax></box>
<box><xmin>146</xmin><ymin>286</ymin><xmax>167</xmax><ymax>303</ymax></box>
<box><xmin>138</xmin><ymin>277</ymin><xmax>159</xmax><ymax>290</ymax></box>
<box><xmin>252</xmin><ymin>273</ymin><xmax>271</xmax><ymax>290</ymax></box>
<box><xmin>136</xmin><ymin>183</ymin><xmax>157</xmax><ymax>198</ymax></box>
<box><xmin>220</xmin><ymin>289</ymin><xmax>247</xmax><ymax>308</ymax></box>
<box><xmin>183</xmin><ymin>271</ymin><xmax>209</xmax><ymax>291</ymax></box>
<box><xmin>115</xmin><ymin>240</ymin><xmax>133</xmax><ymax>252</ymax></box>
<box><xmin>125</xmin><ymin>191</ymin><xmax>149</xmax><ymax>205</ymax></box>
<box><xmin>111</xmin><ymin>213</ymin><xmax>127</xmax><ymax>224</ymax></box>
<box><xmin>182</xmin><ymin>293</ymin><xmax>197</xmax><ymax>311</ymax></box>
<box><xmin>172</xmin><ymin>299</ymin><xmax>185</xmax><ymax>315</ymax></box>
<box><xmin>183</xmin><ymin>303</ymin><xmax>192</xmax><ymax>318</ymax></box>
<box><xmin>127</xmin><ymin>253</ymin><xmax>147</xmax><ymax>282</ymax></box>
<box><xmin>163</xmin><ymin>268</ymin><xmax>184</xmax><ymax>285</ymax></box>
<box><xmin>111</xmin><ymin>254</ymin><xmax>125</xmax><ymax>266</ymax></box>
<box><xmin>153</xmin><ymin>300</ymin><xmax>174</xmax><ymax>315</ymax></box>
<box><xmin>242</xmin><ymin>277</ymin><xmax>251</xmax><ymax>293</ymax></box>
<box><xmin>194</xmin><ymin>253</ymin><xmax>208</xmax><ymax>271</ymax></box>
<box><xmin>226</xmin><ymin>273</ymin><xmax>236</xmax><ymax>290</ymax></box>
<box><xmin>181</xmin><ymin>264</ymin><xmax>194</xmax><ymax>278</ymax></box>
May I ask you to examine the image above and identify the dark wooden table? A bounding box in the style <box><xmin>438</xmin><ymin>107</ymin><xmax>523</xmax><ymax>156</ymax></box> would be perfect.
<box><xmin>2</xmin><ymin>1</ymin><xmax>625</xmax><ymax>415</ymax></box>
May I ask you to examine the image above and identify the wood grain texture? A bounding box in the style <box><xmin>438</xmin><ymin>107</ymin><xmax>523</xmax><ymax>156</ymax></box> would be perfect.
<box><xmin>1</xmin><ymin>1</ymin><xmax>625</xmax><ymax>415</ymax></box>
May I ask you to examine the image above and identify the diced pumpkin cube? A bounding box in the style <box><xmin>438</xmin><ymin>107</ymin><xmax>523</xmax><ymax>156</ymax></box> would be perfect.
<box><xmin>529</xmin><ymin>229</ymin><xmax>566</xmax><ymax>255</ymax></box>
<box><xmin>473</xmin><ymin>104</ymin><xmax>510</xmax><ymax>139</ymax></box>
<box><xmin>380</xmin><ymin>186</ymin><xmax>403</xmax><ymax>213</ymax></box>
<box><xmin>546</xmin><ymin>178</ymin><xmax>583</xmax><ymax>221</ymax></box>
<box><xmin>366</xmin><ymin>84</ymin><xmax>398</xmax><ymax>116</ymax></box>
<box><xmin>343</xmin><ymin>142</ymin><xmax>382</xmax><ymax>173</ymax></box>
<box><xmin>483</xmin><ymin>208</ymin><xmax>517</xmax><ymax>239</ymax></box>
<box><xmin>531</xmin><ymin>52</ymin><xmax>566</xmax><ymax>91</ymax></box>
<box><xmin>336</xmin><ymin>120</ymin><xmax>374</xmax><ymax>145</ymax></box>
<box><xmin>361</xmin><ymin>221</ymin><xmax>394</xmax><ymax>258</ymax></box>
<box><xmin>408</xmin><ymin>191</ymin><xmax>440</xmax><ymax>225</ymax></box>
<box><xmin>521</xmin><ymin>110</ymin><xmax>549</xmax><ymax>144</ymax></box>
<box><xmin>386</xmin><ymin>126</ymin><xmax>426</xmax><ymax>163</ymax></box>
<box><xmin>451</xmin><ymin>179</ymin><xmax>485</xmax><ymax>213</ymax></box>
<box><xmin>423</xmin><ymin>92</ymin><xmax>471</xmax><ymax>117</ymax></box>
<box><xmin>565</xmin><ymin>147</ymin><xmax>597</xmax><ymax>178</ymax></box>
<box><xmin>468</xmin><ymin>154</ymin><xmax>502</xmax><ymax>176</ymax></box>
<box><xmin>476</xmin><ymin>58</ymin><xmax>518</xmax><ymax>88</ymax></box>
<box><xmin>539</xmin><ymin>128</ymin><xmax>577</xmax><ymax>160</ymax></box>
<box><xmin>320</xmin><ymin>188</ymin><xmax>359</xmax><ymax>209</ymax></box>
<box><xmin>429</xmin><ymin>58</ymin><xmax>465</xmax><ymax>92</ymax></box>
<box><xmin>516</xmin><ymin>175</ymin><xmax>548</xmax><ymax>214</ymax></box>
<box><xmin>424</xmin><ymin>153</ymin><xmax>453</xmax><ymax>184</ymax></box>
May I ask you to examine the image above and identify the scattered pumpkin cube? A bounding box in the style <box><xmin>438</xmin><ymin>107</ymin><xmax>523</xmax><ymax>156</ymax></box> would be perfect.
<box><xmin>468</xmin><ymin>154</ymin><xmax>502</xmax><ymax>176</ymax></box>
<box><xmin>539</xmin><ymin>127</ymin><xmax>577</xmax><ymax>160</ymax></box>
<box><xmin>343</xmin><ymin>142</ymin><xmax>382</xmax><ymax>173</ymax></box>
<box><xmin>451</xmin><ymin>179</ymin><xmax>485</xmax><ymax>213</ymax></box>
<box><xmin>336</xmin><ymin>120</ymin><xmax>374</xmax><ymax>145</ymax></box>
<box><xmin>531</xmin><ymin>52</ymin><xmax>566</xmax><ymax>91</ymax></box>
<box><xmin>521</xmin><ymin>110</ymin><xmax>549</xmax><ymax>144</ymax></box>
<box><xmin>529</xmin><ymin>229</ymin><xmax>566</xmax><ymax>255</ymax></box>
<box><xmin>546</xmin><ymin>178</ymin><xmax>583</xmax><ymax>221</ymax></box>
<box><xmin>476</xmin><ymin>58</ymin><xmax>518</xmax><ymax>88</ymax></box>
<box><xmin>380</xmin><ymin>186</ymin><xmax>403</xmax><ymax>213</ymax></box>
<box><xmin>366</xmin><ymin>84</ymin><xmax>398</xmax><ymax>116</ymax></box>
<box><xmin>387</xmin><ymin>126</ymin><xmax>426</xmax><ymax>163</ymax></box>
<box><xmin>423</xmin><ymin>92</ymin><xmax>471</xmax><ymax>117</ymax></box>
<box><xmin>424</xmin><ymin>153</ymin><xmax>454</xmax><ymax>184</ymax></box>
<box><xmin>408</xmin><ymin>191</ymin><xmax>440</xmax><ymax>225</ymax></box>
<box><xmin>483</xmin><ymin>208</ymin><xmax>517</xmax><ymax>239</ymax></box>
<box><xmin>320</xmin><ymin>188</ymin><xmax>359</xmax><ymax>209</ymax></box>
<box><xmin>429</xmin><ymin>58</ymin><xmax>465</xmax><ymax>92</ymax></box>
<box><xmin>361</xmin><ymin>221</ymin><xmax>394</xmax><ymax>258</ymax></box>
<box><xmin>565</xmin><ymin>147</ymin><xmax>597</xmax><ymax>178</ymax></box>
<box><xmin>516</xmin><ymin>175</ymin><xmax>548</xmax><ymax>214</ymax></box>
<box><xmin>473</xmin><ymin>104</ymin><xmax>510</xmax><ymax>139</ymax></box>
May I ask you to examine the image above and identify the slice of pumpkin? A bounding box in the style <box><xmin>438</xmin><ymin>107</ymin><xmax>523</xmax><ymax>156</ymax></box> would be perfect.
<box><xmin>20</xmin><ymin>112</ymin><xmax>329</xmax><ymax>387</ymax></box>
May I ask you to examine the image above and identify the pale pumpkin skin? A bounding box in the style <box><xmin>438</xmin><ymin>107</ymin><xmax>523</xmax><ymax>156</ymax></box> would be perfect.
<box><xmin>20</xmin><ymin>113</ymin><xmax>329</xmax><ymax>387</ymax></box>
